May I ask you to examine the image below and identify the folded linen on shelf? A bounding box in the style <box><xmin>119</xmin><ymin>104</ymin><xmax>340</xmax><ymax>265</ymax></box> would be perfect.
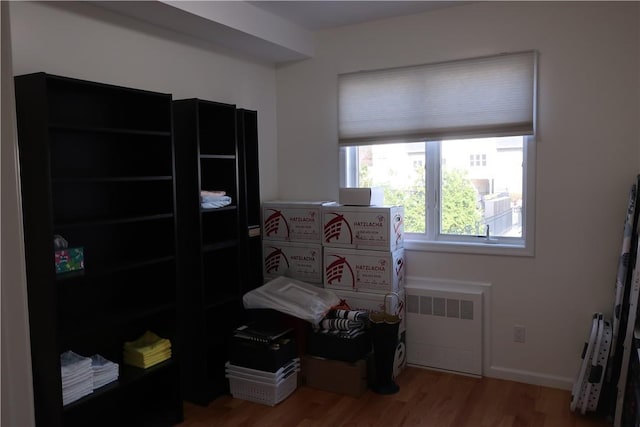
<box><xmin>123</xmin><ymin>349</ymin><xmax>172</xmax><ymax>369</ymax></box>
<box><xmin>123</xmin><ymin>331</ymin><xmax>172</xmax><ymax>369</ymax></box>
<box><xmin>91</xmin><ymin>354</ymin><xmax>119</xmax><ymax>389</ymax></box>
<box><xmin>62</xmin><ymin>383</ymin><xmax>93</xmax><ymax>405</ymax></box>
<box><xmin>201</xmin><ymin>195</ymin><xmax>232</xmax><ymax>209</ymax></box>
<box><xmin>60</xmin><ymin>351</ymin><xmax>94</xmax><ymax>406</ymax></box>
<box><xmin>201</xmin><ymin>190</ymin><xmax>226</xmax><ymax>198</ymax></box>
<box><xmin>200</xmin><ymin>190</ymin><xmax>232</xmax><ymax>209</ymax></box>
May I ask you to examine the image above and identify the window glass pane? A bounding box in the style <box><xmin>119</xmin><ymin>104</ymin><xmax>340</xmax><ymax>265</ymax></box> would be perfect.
<box><xmin>355</xmin><ymin>142</ymin><xmax>426</xmax><ymax>233</ymax></box>
<box><xmin>440</xmin><ymin>137</ymin><xmax>523</xmax><ymax>238</ymax></box>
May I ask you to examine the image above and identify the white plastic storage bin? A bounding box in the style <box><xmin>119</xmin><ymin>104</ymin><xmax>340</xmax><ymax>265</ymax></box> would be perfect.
<box><xmin>225</xmin><ymin>359</ymin><xmax>300</xmax><ymax>406</ymax></box>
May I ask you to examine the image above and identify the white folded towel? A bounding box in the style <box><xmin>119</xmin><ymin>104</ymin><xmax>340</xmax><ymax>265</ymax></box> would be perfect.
<box><xmin>201</xmin><ymin>195</ymin><xmax>232</xmax><ymax>209</ymax></box>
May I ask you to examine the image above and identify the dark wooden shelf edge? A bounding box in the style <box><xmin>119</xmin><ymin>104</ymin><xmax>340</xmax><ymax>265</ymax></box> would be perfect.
<box><xmin>62</xmin><ymin>359</ymin><xmax>177</xmax><ymax>412</ymax></box>
<box><xmin>54</xmin><ymin>213</ymin><xmax>174</xmax><ymax>228</ymax></box>
<box><xmin>50</xmin><ymin>124</ymin><xmax>171</xmax><ymax>137</ymax></box>
<box><xmin>56</xmin><ymin>255</ymin><xmax>175</xmax><ymax>282</ymax></box>
<box><xmin>59</xmin><ymin>303</ymin><xmax>177</xmax><ymax>334</ymax></box>
<box><xmin>200</xmin><ymin>205</ymin><xmax>237</xmax><ymax>214</ymax></box>
<box><xmin>202</xmin><ymin>240</ymin><xmax>238</xmax><ymax>253</ymax></box>
<box><xmin>52</xmin><ymin>176</ymin><xmax>173</xmax><ymax>183</ymax></box>
<box><xmin>199</xmin><ymin>154</ymin><xmax>236</xmax><ymax>160</ymax></box>
<box><xmin>204</xmin><ymin>295</ymin><xmax>240</xmax><ymax>311</ymax></box>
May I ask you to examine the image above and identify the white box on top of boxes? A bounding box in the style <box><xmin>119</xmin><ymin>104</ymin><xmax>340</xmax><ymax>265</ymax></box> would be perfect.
<box><xmin>322</xmin><ymin>205</ymin><xmax>404</xmax><ymax>251</ymax></box>
<box><xmin>262</xmin><ymin>241</ymin><xmax>323</xmax><ymax>285</ymax></box>
<box><xmin>324</xmin><ymin>247</ymin><xmax>405</xmax><ymax>294</ymax></box>
<box><xmin>262</xmin><ymin>201</ymin><xmax>336</xmax><ymax>243</ymax></box>
<box><xmin>339</xmin><ymin>187</ymin><xmax>385</xmax><ymax>206</ymax></box>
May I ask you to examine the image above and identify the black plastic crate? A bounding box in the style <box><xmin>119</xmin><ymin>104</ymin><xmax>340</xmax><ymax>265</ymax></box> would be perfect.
<box><xmin>306</xmin><ymin>330</ymin><xmax>371</xmax><ymax>363</ymax></box>
<box><xmin>229</xmin><ymin>334</ymin><xmax>296</xmax><ymax>372</ymax></box>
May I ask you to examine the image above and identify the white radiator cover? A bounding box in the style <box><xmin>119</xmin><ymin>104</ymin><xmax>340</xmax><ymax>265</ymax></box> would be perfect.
<box><xmin>404</xmin><ymin>279</ymin><xmax>487</xmax><ymax>376</ymax></box>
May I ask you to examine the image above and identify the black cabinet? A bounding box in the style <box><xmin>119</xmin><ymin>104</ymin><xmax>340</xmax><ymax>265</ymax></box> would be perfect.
<box><xmin>236</xmin><ymin>108</ymin><xmax>263</xmax><ymax>294</ymax></box>
<box><xmin>14</xmin><ymin>73</ymin><xmax>183</xmax><ymax>427</ymax></box>
<box><xmin>173</xmin><ymin>99</ymin><xmax>245</xmax><ymax>405</ymax></box>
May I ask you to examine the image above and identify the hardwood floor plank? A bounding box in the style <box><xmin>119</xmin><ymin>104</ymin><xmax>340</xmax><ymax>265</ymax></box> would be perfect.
<box><xmin>178</xmin><ymin>367</ymin><xmax>612</xmax><ymax>427</ymax></box>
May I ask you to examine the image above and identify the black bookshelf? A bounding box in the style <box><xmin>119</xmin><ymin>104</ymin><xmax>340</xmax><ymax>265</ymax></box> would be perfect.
<box><xmin>14</xmin><ymin>72</ymin><xmax>183</xmax><ymax>427</ymax></box>
<box><xmin>236</xmin><ymin>108</ymin><xmax>263</xmax><ymax>294</ymax></box>
<box><xmin>173</xmin><ymin>98</ymin><xmax>245</xmax><ymax>405</ymax></box>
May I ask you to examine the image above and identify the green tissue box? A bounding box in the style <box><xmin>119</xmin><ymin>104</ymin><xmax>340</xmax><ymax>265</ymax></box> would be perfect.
<box><xmin>55</xmin><ymin>248</ymin><xmax>84</xmax><ymax>274</ymax></box>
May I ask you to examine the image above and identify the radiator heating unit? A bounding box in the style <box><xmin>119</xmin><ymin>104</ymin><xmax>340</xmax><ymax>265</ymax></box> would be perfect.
<box><xmin>404</xmin><ymin>280</ymin><xmax>485</xmax><ymax>376</ymax></box>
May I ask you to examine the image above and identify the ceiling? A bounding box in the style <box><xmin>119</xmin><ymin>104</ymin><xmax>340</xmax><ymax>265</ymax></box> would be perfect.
<box><xmin>247</xmin><ymin>1</ymin><xmax>466</xmax><ymax>31</ymax></box>
<box><xmin>92</xmin><ymin>1</ymin><xmax>468</xmax><ymax>63</ymax></box>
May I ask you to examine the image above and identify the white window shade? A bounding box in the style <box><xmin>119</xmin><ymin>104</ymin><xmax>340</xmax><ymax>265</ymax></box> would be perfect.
<box><xmin>338</xmin><ymin>51</ymin><xmax>537</xmax><ymax>146</ymax></box>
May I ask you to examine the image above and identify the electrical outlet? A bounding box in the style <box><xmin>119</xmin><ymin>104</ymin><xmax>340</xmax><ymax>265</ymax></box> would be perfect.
<box><xmin>514</xmin><ymin>325</ymin><xmax>526</xmax><ymax>343</ymax></box>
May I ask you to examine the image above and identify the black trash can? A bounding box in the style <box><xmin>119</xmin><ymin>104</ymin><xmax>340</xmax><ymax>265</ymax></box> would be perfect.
<box><xmin>369</xmin><ymin>292</ymin><xmax>402</xmax><ymax>395</ymax></box>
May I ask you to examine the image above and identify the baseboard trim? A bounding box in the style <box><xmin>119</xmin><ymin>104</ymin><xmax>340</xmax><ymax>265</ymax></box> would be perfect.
<box><xmin>405</xmin><ymin>363</ymin><xmax>574</xmax><ymax>390</ymax></box>
<box><xmin>485</xmin><ymin>365</ymin><xmax>574</xmax><ymax>390</ymax></box>
<box><xmin>406</xmin><ymin>363</ymin><xmax>482</xmax><ymax>379</ymax></box>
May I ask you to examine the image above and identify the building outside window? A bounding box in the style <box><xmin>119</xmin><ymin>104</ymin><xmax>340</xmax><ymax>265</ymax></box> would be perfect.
<box><xmin>338</xmin><ymin>51</ymin><xmax>536</xmax><ymax>255</ymax></box>
<box><xmin>342</xmin><ymin>136</ymin><xmax>524</xmax><ymax>240</ymax></box>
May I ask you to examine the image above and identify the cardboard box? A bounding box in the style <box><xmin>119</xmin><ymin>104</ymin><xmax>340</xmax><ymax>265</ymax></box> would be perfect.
<box><xmin>263</xmin><ymin>241</ymin><xmax>323</xmax><ymax>284</ymax></box>
<box><xmin>331</xmin><ymin>288</ymin><xmax>406</xmax><ymax>336</ymax></box>
<box><xmin>263</xmin><ymin>201</ymin><xmax>337</xmax><ymax>243</ymax></box>
<box><xmin>322</xmin><ymin>205</ymin><xmax>404</xmax><ymax>251</ymax></box>
<box><xmin>302</xmin><ymin>356</ymin><xmax>367</xmax><ymax>397</ymax></box>
<box><xmin>54</xmin><ymin>247</ymin><xmax>84</xmax><ymax>274</ymax></box>
<box><xmin>324</xmin><ymin>247</ymin><xmax>405</xmax><ymax>294</ymax></box>
<box><xmin>339</xmin><ymin>187</ymin><xmax>384</xmax><ymax>206</ymax></box>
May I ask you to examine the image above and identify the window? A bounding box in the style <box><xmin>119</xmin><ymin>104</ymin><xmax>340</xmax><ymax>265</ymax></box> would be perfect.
<box><xmin>338</xmin><ymin>51</ymin><xmax>536</xmax><ymax>255</ymax></box>
<box><xmin>470</xmin><ymin>154</ymin><xmax>486</xmax><ymax>167</ymax></box>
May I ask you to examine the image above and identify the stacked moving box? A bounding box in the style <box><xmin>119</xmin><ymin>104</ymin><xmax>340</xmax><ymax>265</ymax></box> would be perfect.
<box><xmin>321</xmin><ymin>204</ymin><xmax>405</xmax><ymax>294</ymax></box>
<box><xmin>261</xmin><ymin>201</ymin><xmax>336</xmax><ymax>285</ymax></box>
<box><xmin>260</xmin><ymin>194</ymin><xmax>408</xmax><ymax>394</ymax></box>
<box><xmin>310</xmin><ymin>193</ymin><xmax>407</xmax><ymax>391</ymax></box>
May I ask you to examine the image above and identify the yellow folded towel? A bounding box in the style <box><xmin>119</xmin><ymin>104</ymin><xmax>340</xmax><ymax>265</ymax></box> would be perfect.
<box><xmin>123</xmin><ymin>331</ymin><xmax>172</xmax><ymax>369</ymax></box>
<box><xmin>123</xmin><ymin>349</ymin><xmax>172</xmax><ymax>369</ymax></box>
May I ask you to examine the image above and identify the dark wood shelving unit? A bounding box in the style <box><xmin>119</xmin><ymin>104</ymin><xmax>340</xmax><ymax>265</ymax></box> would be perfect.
<box><xmin>236</xmin><ymin>108</ymin><xmax>263</xmax><ymax>294</ymax></box>
<box><xmin>173</xmin><ymin>98</ymin><xmax>245</xmax><ymax>405</ymax></box>
<box><xmin>14</xmin><ymin>72</ymin><xmax>183</xmax><ymax>427</ymax></box>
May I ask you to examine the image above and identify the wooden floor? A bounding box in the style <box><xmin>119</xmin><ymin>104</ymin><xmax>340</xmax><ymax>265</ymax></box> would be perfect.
<box><xmin>177</xmin><ymin>367</ymin><xmax>612</xmax><ymax>427</ymax></box>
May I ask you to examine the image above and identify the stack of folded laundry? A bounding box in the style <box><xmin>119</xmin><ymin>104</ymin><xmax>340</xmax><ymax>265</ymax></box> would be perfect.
<box><xmin>60</xmin><ymin>351</ymin><xmax>94</xmax><ymax>405</ymax></box>
<box><xmin>91</xmin><ymin>354</ymin><xmax>119</xmax><ymax>389</ymax></box>
<box><xmin>315</xmin><ymin>309</ymin><xmax>369</xmax><ymax>338</ymax></box>
<box><xmin>200</xmin><ymin>190</ymin><xmax>232</xmax><ymax>209</ymax></box>
<box><xmin>123</xmin><ymin>331</ymin><xmax>172</xmax><ymax>369</ymax></box>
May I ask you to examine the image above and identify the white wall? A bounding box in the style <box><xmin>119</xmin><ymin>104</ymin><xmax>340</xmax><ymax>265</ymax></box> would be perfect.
<box><xmin>9</xmin><ymin>0</ymin><xmax>279</xmax><ymax>201</ymax></box>
<box><xmin>276</xmin><ymin>1</ymin><xmax>640</xmax><ymax>388</ymax></box>
<box><xmin>1</xmin><ymin>2</ymin><xmax>35</xmax><ymax>425</ymax></box>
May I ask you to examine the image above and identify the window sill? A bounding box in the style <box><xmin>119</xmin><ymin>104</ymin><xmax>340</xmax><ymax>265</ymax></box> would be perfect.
<box><xmin>403</xmin><ymin>238</ymin><xmax>534</xmax><ymax>257</ymax></box>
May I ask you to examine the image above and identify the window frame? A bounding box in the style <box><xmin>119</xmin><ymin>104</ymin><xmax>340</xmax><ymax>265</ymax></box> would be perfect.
<box><xmin>339</xmin><ymin>135</ymin><xmax>536</xmax><ymax>257</ymax></box>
